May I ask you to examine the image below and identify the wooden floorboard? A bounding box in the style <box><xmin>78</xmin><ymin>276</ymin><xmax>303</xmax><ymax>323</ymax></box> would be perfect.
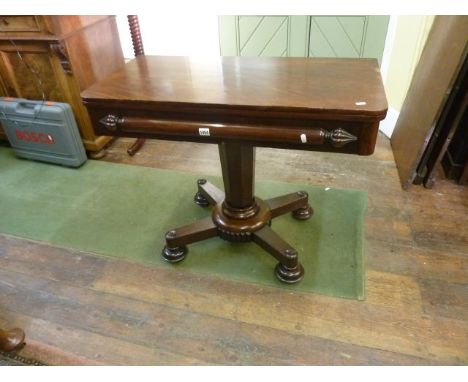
<box><xmin>0</xmin><ymin>235</ymin><xmax>443</xmax><ymax>365</ymax></box>
<box><xmin>0</xmin><ymin>133</ymin><xmax>467</xmax><ymax>365</ymax></box>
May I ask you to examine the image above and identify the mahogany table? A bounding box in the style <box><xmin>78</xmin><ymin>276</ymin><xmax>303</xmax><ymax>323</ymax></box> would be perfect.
<box><xmin>81</xmin><ymin>56</ymin><xmax>387</xmax><ymax>284</ymax></box>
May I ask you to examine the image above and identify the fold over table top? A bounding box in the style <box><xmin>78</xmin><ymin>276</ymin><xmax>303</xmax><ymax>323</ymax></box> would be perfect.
<box><xmin>81</xmin><ymin>56</ymin><xmax>387</xmax><ymax>121</ymax></box>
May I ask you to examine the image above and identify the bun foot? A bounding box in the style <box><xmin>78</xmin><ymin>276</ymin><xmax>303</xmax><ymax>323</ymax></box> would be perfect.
<box><xmin>0</xmin><ymin>328</ymin><xmax>25</xmax><ymax>352</ymax></box>
<box><xmin>162</xmin><ymin>245</ymin><xmax>187</xmax><ymax>263</ymax></box>
<box><xmin>194</xmin><ymin>191</ymin><xmax>209</xmax><ymax>207</ymax></box>
<box><xmin>292</xmin><ymin>204</ymin><xmax>313</xmax><ymax>220</ymax></box>
<box><xmin>275</xmin><ymin>262</ymin><xmax>304</xmax><ymax>284</ymax></box>
<box><xmin>87</xmin><ymin>148</ymin><xmax>107</xmax><ymax>160</ymax></box>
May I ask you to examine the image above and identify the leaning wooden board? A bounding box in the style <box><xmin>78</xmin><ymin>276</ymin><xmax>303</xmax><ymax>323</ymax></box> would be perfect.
<box><xmin>390</xmin><ymin>16</ymin><xmax>468</xmax><ymax>189</ymax></box>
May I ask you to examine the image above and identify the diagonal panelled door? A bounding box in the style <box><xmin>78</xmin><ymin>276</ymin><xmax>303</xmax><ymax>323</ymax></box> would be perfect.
<box><xmin>309</xmin><ymin>16</ymin><xmax>366</xmax><ymax>58</ymax></box>
<box><xmin>309</xmin><ymin>16</ymin><xmax>389</xmax><ymax>64</ymax></box>
<box><xmin>219</xmin><ymin>16</ymin><xmax>389</xmax><ymax>64</ymax></box>
<box><xmin>219</xmin><ymin>16</ymin><xmax>310</xmax><ymax>57</ymax></box>
<box><xmin>238</xmin><ymin>16</ymin><xmax>289</xmax><ymax>56</ymax></box>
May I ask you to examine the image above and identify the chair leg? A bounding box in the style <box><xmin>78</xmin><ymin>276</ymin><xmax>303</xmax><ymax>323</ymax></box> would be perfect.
<box><xmin>252</xmin><ymin>225</ymin><xmax>304</xmax><ymax>283</ymax></box>
<box><xmin>265</xmin><ymin>191</ymin><xmax>313</xmax><ymax>220</ymax></box>
<box><xmin>127</xmin><ymin>138</ymin><xmax>146</xmax><ymax>156</ymax></box>
<box><xmin>162</xmin><ymin>216</ymin><xmax>218</xmax><ymax>263</ymax></box>
<box><xmin>194</xmin><ymin>179</ymin><xmax>225</xmax><ymax>207</ymax></box>
<box><xmin>0</xmin><ymin>327</ymin><xmax>25</xmax><ymax>352</ymax></box>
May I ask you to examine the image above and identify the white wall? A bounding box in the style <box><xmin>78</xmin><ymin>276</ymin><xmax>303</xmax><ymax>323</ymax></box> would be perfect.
<box><xmin>116</xmin><ymin>15</ymin><xmax>220</xmax><ymax>58</ymax></box>
<box><xmin>378</xmin><ymin>15</ymin><xmax>399</xmax><ymax>138</ymax></box>
<box><xmin>379</xmin><ymin>16</ymin><xmax>435</xmax><ymax>137</ymax></box>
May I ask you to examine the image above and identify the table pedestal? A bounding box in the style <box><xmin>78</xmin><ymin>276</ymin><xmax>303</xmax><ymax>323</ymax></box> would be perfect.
<box><xmin>162</xmin><ymin>142</ymin><xmax>312</xmax><ymax>283</ymax></box>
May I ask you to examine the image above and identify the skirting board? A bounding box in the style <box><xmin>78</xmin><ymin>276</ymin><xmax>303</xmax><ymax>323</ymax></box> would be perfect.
<box><xmin>379</xmin><ymin>106</ymin><xmax>400</xmax><ymax>138</ymax></box>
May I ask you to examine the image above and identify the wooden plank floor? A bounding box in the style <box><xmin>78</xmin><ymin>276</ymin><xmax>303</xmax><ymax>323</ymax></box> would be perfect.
<box><xmin>0</xmin><ymin>133</ymin><xmax>467</xmax><ymax>365</ymax></box>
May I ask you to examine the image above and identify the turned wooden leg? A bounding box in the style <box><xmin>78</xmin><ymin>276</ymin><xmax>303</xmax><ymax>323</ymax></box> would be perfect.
<box><xmin>194</xmin><ymin>179</ymin><xmax>225</xmax><ymax>207</ymax></box>
<box><xmin>127</xmin><ymin>138</ymin><xmax>146</xmax><ymax>156</ymax></box>
<box><xmin>162</xmin><ymin>216</ymin><xmax>218</xmax><ymax>263</ymax></box>
<box><xmin>253</xmin><ymin>225</ymin><xmax>304</xmax><ymax>283</ymax></box>
<box><xmin>266</xmin><ymin>190</ymin><xmax>313</xmax><ymax>220</ymax></box>
<box><xmin>0</xmin><ymin>327</ymin><xmax>25</xmax><ymax>352</ymax></box>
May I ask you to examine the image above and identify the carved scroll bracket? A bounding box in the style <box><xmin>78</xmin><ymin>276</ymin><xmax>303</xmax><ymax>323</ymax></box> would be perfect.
<box><xmin>50</xmin><ymin>42</ymin><xmax>72</xmax><ymax>75</ymax></box>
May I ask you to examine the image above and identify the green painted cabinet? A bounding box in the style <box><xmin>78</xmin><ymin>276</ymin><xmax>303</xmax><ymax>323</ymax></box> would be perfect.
<box><xmin>219</xmin><ymin>16</ymin><xmax>389</xmax><ymax>64</ymax></box>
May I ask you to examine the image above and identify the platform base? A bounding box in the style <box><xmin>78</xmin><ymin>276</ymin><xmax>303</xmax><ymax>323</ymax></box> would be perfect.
<box><xmin>162</xmin><ymin>180</ymin><xmax>312</xmax><ymax>283</ymax></box>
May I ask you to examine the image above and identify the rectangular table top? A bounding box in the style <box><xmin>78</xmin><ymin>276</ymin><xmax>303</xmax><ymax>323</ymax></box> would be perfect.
<box><xmin>81</xmin><ymin>56</ymin><xmax>387</xmax><ymax>121</ymax></box>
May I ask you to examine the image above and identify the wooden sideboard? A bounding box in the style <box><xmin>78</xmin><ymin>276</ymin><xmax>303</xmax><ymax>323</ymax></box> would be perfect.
<box><xmin>0</xmin><ymin>16</ymin><xmax>125</xmax><ymax>157</ymax></box>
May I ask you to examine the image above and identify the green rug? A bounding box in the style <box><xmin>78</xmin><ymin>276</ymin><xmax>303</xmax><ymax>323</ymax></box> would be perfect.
<box><xmin>0</xmin><ymin>147</ymin><xmax>366</xmax><ymax>299</ymax></box>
